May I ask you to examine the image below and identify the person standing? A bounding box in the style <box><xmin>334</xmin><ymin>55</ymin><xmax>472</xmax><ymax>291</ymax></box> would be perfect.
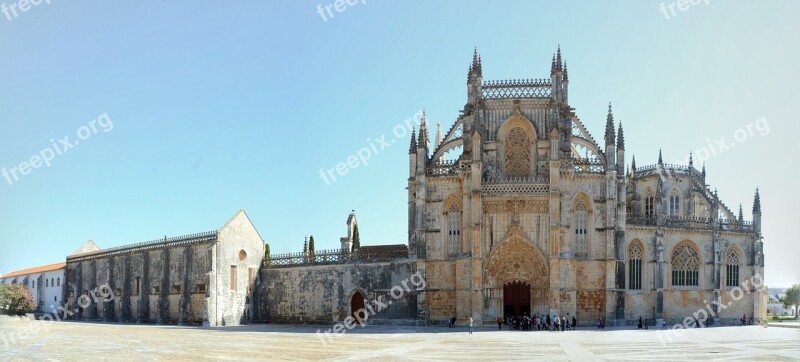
<box><xmin>468</xmin><ymin>316</ymin><xmax>474</xmax><ymax>334</ymax></box>
<box><xmin>496</xmin><ymin>316</ymin><xmax>503</xmax><ymax>330</ymax></box>
<box><xmin>572</xmin><ymin>315</ymin><xmax>577</xmax><ymax>330</ymax></box>
<box><xmin>638</xmin><ymin>316</ymin><xmax>643</xmax><ymax>329</ymax></box>
<box><xmin>546</xmin><ymin>314</ymin><xmax>551</xmax><ymax>330</ymax></box>
<box><xmin>644</xmin><ymin>317</ymin><xmax>649</xmax><ymax>330</ymax></box>
<box><xmin>554</xmin><ymin>315</ymin><xmax>560</xmax><ymax>332</ymax></box>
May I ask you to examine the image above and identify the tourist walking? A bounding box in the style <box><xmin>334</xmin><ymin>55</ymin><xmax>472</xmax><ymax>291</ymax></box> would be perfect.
<box><xmin>496</xmin><ymin>316</ymin><xmax>503</xmax><ymax>330</ymax></box>
<box><xmin>572</xmin><ymin>315</ymin><xmax>577</xmax><ymax>330</ymax></box>
<box><xmin>638</xmin><ymin>316</ymin><xmax>643</xmax><ymax>329</ymax></box>
<box><xmin>742</xmin><ymin>314</ymin><xmax>748</xmax><ymax>326</ymax></box>
<box><xmin>468</xmin><ymin>316</ymin><xmax>474</xmax><ymax>334</ymax></box>
<box><xmin>546</xmin><ymin>314</ymin><xmax>551</xmax><ymax>330</ymax></box>
<box><xmin>554</xmin><ymin>315</ymin><xmax>561</xmax><ymax>332</ymax></box>
<box><xmin>644</xmin><ymin>317</ymin><xmax>649</xmax><ymax>329</ymax></box>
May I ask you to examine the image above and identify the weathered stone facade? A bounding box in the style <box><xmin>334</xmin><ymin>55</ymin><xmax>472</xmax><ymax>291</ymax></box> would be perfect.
<box><xmin>64</xmin><ymin>210</ymin><xmax>264</xmax><ymax>326</ymax></box>
<box><xmin>261</xmin><ymin>47</ymin><xmax>766</xmax><ymax>328</ymax></box>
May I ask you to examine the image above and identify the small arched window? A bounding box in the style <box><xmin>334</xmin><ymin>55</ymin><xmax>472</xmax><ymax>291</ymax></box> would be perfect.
<box><xmin>645</xmin><ymin>195</ymin><xmax>655</xmax><ymax>218</ymax></box>
<box><xmin>672</xmin><ymin>242</ymin><xmax>700</xmax><ymax>286</ymax></box>
<box><xmin>46</xmin><ymin>279</ymin><xmax>49</xmax><ymax>287</ymax></box>
<box><xmin>57</xmin><ymin>278</ymin><xmax>61</xmax><ymax>287</ymax></box>
<box><xmin>628</xmin><ymin>242</ymin><xmax>643</xmax><ymax>290</ymax></box>
<box><xmin>725</xmin><ymin>249</ymin><xmax>741</xmax><ymax>287</ymax></box>
<box><xmin>669</xmin><ymin>193</ymin><xmax>680</xmax><ymax>216</ymax></box>
<box><xmin>447</xmin><ymin>203</ymin><xmax>461</xmax><ymax>257</ymax></box>
<box><xmin>574</xmin><ymin>201</ymin><xmax>588</xmax><ymax>257</ymax></box>
<box><xmin>51</xmin><ymin>278</ymin><xmax>54</xmax><ymax>287</ymax></box>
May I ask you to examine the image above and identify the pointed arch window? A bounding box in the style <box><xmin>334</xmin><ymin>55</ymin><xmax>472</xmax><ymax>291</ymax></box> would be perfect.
<box><xmin>504</xmin><ymin>126</ymin><xmax>531</xmax><ymax>178</ymax></box>
<box><xmin>645</xmin><ymin>195</ymin><xmax>655</xmax><ymax>218</ymax></box>
<box><xmin>725</xmin><ymin>249</ymin><xmax>741</xmax><ymax>287</ymax></box>
<box><xmin>447</xmin><ymin>203</ymin><xmax>461</xmax><ymax>257</ymax></box>
<box><xmin>669</xmin><ymin>192</ymin><xmax>680</xmax><ymax>216</ymax></box>
<box><xmin>628</xmin><ymin>242</ymin><xmax>643</xmax><ymax>290</ymax></box>
<box><xmin>574</xmin><ymin>201</ymin><xmax>588</xmax><ymax>257</ymax></box>
<box><xmin>671</xmin><ymin>242</ymin><xmax>700</xmax><ymax>286</ymax></box>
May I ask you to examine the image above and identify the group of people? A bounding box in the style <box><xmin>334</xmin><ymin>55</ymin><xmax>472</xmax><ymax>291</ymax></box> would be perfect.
<box><xmin>495</xmin><ymin>313</ymin><xmax>577</xmax><ymax>331</ymax></box>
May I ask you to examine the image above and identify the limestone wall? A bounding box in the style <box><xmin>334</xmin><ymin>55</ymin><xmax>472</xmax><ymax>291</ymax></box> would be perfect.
<box><xmin>259</xmin><ymin>261</ymin><xmax>419</xmax><ymax>325</ymax></box>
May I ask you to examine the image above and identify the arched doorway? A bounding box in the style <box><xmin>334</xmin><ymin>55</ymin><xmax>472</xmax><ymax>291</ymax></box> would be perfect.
<box><xmin>504</xmin><ymin>281</ymin><xmax>531</xmax><ymax>317</ymax></box>
<box><xmin>484</xmin><ymin>226</ymin><xmax>550</xmax><ymax>319</ymax></box>
<box><xmin>350</xmin><ymin>291</ymin><xmax>365</xmax><ymax>324</ymax></box>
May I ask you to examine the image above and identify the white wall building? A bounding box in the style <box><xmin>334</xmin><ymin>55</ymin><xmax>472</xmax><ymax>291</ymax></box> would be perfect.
<box><xmin>0</xmin><ymin>262</ymin><xmax>66</xmax><ymax>313</ymax></box>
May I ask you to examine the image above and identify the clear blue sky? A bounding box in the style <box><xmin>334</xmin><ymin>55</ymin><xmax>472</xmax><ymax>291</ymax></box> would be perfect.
<box><xmin>1</xmin><ymin>1</ymin><xmax>797</xmax><ymax>287</ymax></box>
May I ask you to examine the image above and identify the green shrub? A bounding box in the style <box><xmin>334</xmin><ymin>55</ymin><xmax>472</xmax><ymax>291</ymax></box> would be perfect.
<box><xmin>0</xmin><ymin>284</ymin><xmax>36</xmax><ymax>316</ymax></box>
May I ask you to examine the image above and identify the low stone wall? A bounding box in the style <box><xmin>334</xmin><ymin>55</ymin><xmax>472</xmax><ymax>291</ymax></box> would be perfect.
<box><xmin>258</xmin><ymin>260</ymin><xmax>422</xmax><ymax>325</ymax></box>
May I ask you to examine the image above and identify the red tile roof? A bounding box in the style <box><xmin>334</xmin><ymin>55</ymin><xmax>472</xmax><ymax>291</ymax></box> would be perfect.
<box><xmin>2</xmin><ymin>262</ymin><xmax>66</xmax><ymax>279</ymax></box>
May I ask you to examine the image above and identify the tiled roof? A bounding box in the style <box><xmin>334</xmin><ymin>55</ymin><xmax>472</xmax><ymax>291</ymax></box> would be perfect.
<box><xmin>2</xmin><ymin>262</ymin><xmax>66</xmax><ymax>279</ymax></box>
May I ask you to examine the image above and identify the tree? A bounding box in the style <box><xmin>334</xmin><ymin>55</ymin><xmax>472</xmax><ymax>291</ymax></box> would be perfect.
<box><xmin>352</xmin><ymin>224</ymin><xmax>360</xmax><ymax>252</ymax></box>
<box><xmin>309</xmin><ymin>236</ymin><xmax>316</xmax><ymax>263</ymax></box>
<box><xmin>264</xmin><ymin>243</ymin><xmax>271</xmax><ymax>265</ymax></box>
<box><xmin>784</xmin><ymin>284</ymin><xmax>800</xmax><ymax>318</ymax></box>
<box><xmin>0</xmin><ymin>284</ymin><xmax>36</xmax><ymax>316</ymax></box>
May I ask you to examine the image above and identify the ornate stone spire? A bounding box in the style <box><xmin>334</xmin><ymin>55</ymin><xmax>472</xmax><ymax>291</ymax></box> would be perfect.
<box><xmin>631</xmin><ymin>155</ymin><xmax>637</xmax><ymax>172</ymax></box>
<box><xmin>556</xmin><ymin>45</ymin><xmax>562</xmax><ymax>71</ymax></box>
<box><xmin>702</xmin><ymin>163</ymin><xmax>706</xmax><ymax>179</ymax></box>
<box><xmin>689</xmin><ymin>152</ymin><xmax>694</xmax><ymax>168</ymax></box>
<box><xmin>563</xmin><ymin>62</ymin><xmax>568</xmax><ymax>81</ymax></box>
<box><xmin>753</xmin><ymin>188</ymin><xmax>761</xmax><ymax>214</ymax></box>
<box><xmin>418</xmin><ymin>111</ymin><xmax>430</xmax><ymax>150</ymax></box>
<box><xmin>738</xmin><ymin>203</ymin><xmax>744</xmax><ymax>222</ymax></box>
<box><xmin>435</xmin><ymin>120</ymin><xmax>443</xmax><ymax>150</ymax></box>
<box><xmin>617</xmin><ymin>122</ymin><xmax>625</xmax><ymax>150</ymax></box>
<box><xmin>604</xmin><ymin>103</ymin><xmax>616</xmax><ymax>146</ymax></box>
<box><xmin>409</xmin><ymin>127</ymin><xmax>417</xmax><ymax>153</ymax></box>
<box><xmin>658</xmin><ymin>149</ymin><xmax>663</xmax><ymax>165</ymax></box>
<box><xmin>551</xmin><ymin>54</ymin><xmax>557</xmax><ymax>75</ymax></box>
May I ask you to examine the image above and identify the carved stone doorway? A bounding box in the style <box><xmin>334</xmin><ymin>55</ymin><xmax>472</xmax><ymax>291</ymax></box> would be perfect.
<box><xmin>503</xmin><ymin>281</ymin><xmax>531</xmax><ymax>317</ymax></box>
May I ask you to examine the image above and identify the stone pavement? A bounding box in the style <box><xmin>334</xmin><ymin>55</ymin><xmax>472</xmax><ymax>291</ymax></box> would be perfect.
<box><xmin>1</xmin><ymin>321</ymin><xmax>799</xmax><ymax>361</ymax></box>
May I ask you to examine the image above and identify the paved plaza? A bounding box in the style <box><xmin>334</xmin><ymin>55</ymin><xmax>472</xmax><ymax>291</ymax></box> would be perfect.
<box><xmin>1</xmin><ymin>320</ymin><xmax>799</xmax><ymax>361</ymax></box>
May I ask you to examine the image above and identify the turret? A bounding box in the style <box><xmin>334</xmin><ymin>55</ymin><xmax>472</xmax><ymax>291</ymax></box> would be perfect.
<box><xmin>616</xmin><ymin>122</ymin><xmax>625</xmax><ymax>175</ymax></box>
<box><xmin>752</xmin><ymin>188</ymin><xmax>761</xmax><ymax>234</ymax></box>
<box><xmin>467</xmin><ymin>48</ymin><xmax>483</xmax><ymax>103</ymax></box>
<box><xmin>416</xmin><ymin>112</ymin><xmax>430</xmax><ymax>175</ymax></box>
<box><xmin>604</xmin><ymin>103</ymin><xmax>616</xmax><ymax>168</ymax></box>
<box><xmin>409</xmin><ymin>128</ymin><xmax>417</xmax><ymax>177</ymax></box>
<box><xmin>550</xmin><ymin>46</ymin><xmax>567</xmax><ymax>102</ymax></box>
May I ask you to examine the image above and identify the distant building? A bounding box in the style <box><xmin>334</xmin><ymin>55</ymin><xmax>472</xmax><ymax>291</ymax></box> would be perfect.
<box><xmin>0</xmin><ymin>262</ymin><xmax>66</xmax><ymax>313</ymax></box>
<box><xmin>63</xmin><ymin>210</ymin><xmax>264</xmax><ymax>326</ymax></box>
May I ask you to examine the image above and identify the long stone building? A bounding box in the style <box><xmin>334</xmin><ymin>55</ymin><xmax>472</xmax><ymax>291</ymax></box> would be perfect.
<box><xmin>259</xmin><ymin>47</ymin><xmax>767</xmax><ymax>327</ymax></box>
<box><xmin>63</xmin><ymin>210</ymin><xmax>264</xmax><ymax>326</ymax></box>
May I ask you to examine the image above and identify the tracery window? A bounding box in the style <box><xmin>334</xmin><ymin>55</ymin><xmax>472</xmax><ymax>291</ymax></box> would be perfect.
<box><xmin>574</xmin><ymin>201</ymin><xmax>588</xmax><ymax>257</ymax></box>
<box><xmin>671</xmin><ymin>242</ymin><xmax>700</xmax><ymax>286</ymax></box>
<box><xmin>628</xmin><ymin>242</ymin><xmax>643</xmax><ymax>290</ymax></box>
<box><xmin>725</xmin><ymin>249</ymin><xmax>741</xmax><ymax>287</ymax></box>
<box><xmin>504</xmin><ymin>126</ymin><xmax>531</xmax><ymax>178</ymax></box>
<box><xmin>670</xmin><ymin>193</ymin><xmax>680</xmax><ymax>216</ymax></box>
<box><xmin>447</xmin><ymin>203</ymin><xmax>461</xmax><ymax>257</ymax></box>
<box><xmin>645</xmin><ymin>196</ymin><xmax>655</xmax><ymax>218</ymax></box>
